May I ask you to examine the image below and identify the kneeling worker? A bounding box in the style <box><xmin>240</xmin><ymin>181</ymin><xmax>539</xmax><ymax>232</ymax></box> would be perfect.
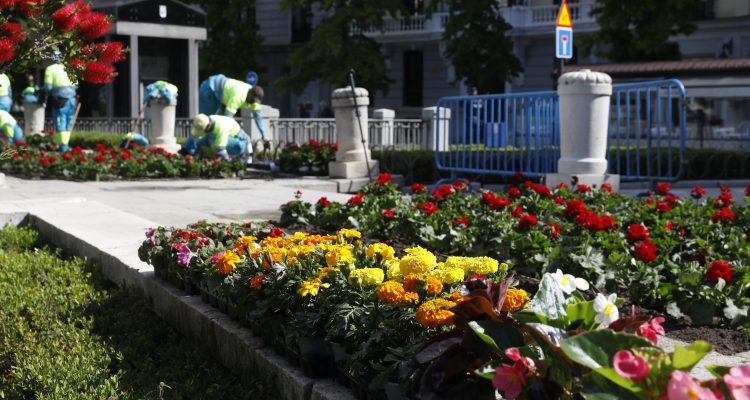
<box><xmin>182</xmin><ymin>114</ymin><xmax>250</xmax><ymax>161</ymax></box>
<box><xmin>198</xmin><ymin>74</ymin><xmax>265</xmax><ymax>139</ymax></box>
<box><xmin>0</xmin><ymin>109</ymin><xmax>23</xmax><ymax>143</ymax></box>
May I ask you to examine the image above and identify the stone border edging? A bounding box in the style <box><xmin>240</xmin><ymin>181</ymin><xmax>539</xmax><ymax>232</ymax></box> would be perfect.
<box><xmin>0</xmin><ymin>202</ymin><xmax>355</xmax><ymax>400</ymax></box>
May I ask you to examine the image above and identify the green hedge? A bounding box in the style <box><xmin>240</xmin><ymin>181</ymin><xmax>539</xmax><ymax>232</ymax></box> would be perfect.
<box><xmin>0</xmin><ymin>225</ymin><xmax>268</xmax><ymax>399</ymax></box>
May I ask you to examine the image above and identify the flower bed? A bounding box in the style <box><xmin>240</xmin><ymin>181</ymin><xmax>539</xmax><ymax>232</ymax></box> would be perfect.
<box><xmin>138</xmin><ymin>218</ymin><xmax>750</xmax><ymax>399</ymax></box>
<box><xmin>281</xmin><ymin>175</ymin><xmax>750</xmax><ymax>332</ymax></box>
<box><xmin>0</xmin><ymin>137</ymin><xmax>244</xmax><ymax>180</ymax></box>
<box><xmin>277</xmin><ymin>139</ymin><xmax>337</xmax><ymax>175</ymax></box>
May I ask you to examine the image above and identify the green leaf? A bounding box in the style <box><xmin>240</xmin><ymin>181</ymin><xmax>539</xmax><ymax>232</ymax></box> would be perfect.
<box><xmin>672</xmin><ymin>341</ymin><xmax>712</xmax><ymax>371</ymax></box>
<box><xmin>705</xmin><ymin>365</ymin><xmax>731</xmax><ymax>378</ymax></box>
<box><xmin>580</xmin><ymin>372</ymin><xmax>642</xmax><ymax>400</ymax></box>
<box><xmin>567</xmin><ymin>300</ymin><xmax>597</xmax><ymax>326</ymax></box>
<box><xmin>594</xmin><ymin>368</ymin><xmax>645</xmax><ymax>395</ymax></box>
<box><xmin>560</xmin><ymin>330</ymin><xmax>655</xmax><ymax>370</ymax></box>
<box><xmin>474</xmin><ymin>364</ymin><xmax>495</xmax><ymax>380</ymax></box>
<box><xmin>468</xmin><ymin>320</ymin><xmax>524</xmax><ymax>352</ymax></box>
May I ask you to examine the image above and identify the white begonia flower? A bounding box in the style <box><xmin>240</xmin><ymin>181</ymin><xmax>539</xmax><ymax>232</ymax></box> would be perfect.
<box><xmin>553</xmin><ymin>269</ymin><xmax>590</xmax><ymax>294</ymax></box>
<box><xmin>594</xmin><ymin>293</ymin><xmax>619</xmax><ymax>327</ymax></box>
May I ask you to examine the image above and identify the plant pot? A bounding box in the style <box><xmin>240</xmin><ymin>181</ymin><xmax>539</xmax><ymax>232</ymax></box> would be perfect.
<box><xmin>209</xmin><ymin>293</ymin><xmax>219</xmax><ymax>308</ymax></box>
<box><xmin>227</xmin><ymin>301</ymin><xmax>239</xmax><ymax>320</ymax></box>
<box><xmin>384</xmin><ymin>382</ymin><xmax>406</xmax><ymax>400</ymax></box>
<box><xmin>298</xmin><ymin>336</ymin><xmax>335</xmax><ymax>378</ymax></box>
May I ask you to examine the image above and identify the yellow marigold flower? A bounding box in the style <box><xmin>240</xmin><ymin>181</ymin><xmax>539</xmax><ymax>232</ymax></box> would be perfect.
<box><xmin>297</xmin><ymin>278</ymin><xmax>330</xmax><ymax>297</ymax></box>
<box><xmin>348</xmin><ymin>268</ymin><xmax>385</xmax><ymax>286</ymax></box>
<box><xmin>234</xmin><ymin>236</ymin><xmax>258</xmax><ymax>256</ymax></box>
<box><xmin>317</xmin><ymin>267</ymin><xmax>340</xmax><ymax>280</ymax></box>
<box><xmin>416</xmin><ymin>299</ymin><xmax>456</xmax><ymax>328</ymax></box>
<box><xmin>385</xmin><ymin>259</ymin><xmax>402</xmax><ymax>281</ymax></box>
<box><xmin>444</xmin><ymin>256</ymin><xmax>501</xmax><ymax>275</ymax></box>
<box><xmin>403</xmin><ymin>273</ymin><xmax>443</xmax><ymax>295</ymax></box>
<box><xmin>366</xmin><ymin>243</ymin><xmax>395</xmax><ymax>261</ymax></box>
<box><xmin>288</xmin><ymin>244</ymin><xmax>316</xmax><ymax>258</ymax></box>
<box><xmin>501</xmin><ymin>288</ymin><xmax>530</xmax><ymax>313</ymax></box>
<box><xmin>450</xmin><ymin>290</ymin><xmax>466</xmax><ymax>304</ymax></box>
<box><xmin>399</xmin><ymin>247</ymin><xmax>436</xmax><ymax>275</ymax></box>
<box><xmin>261</xmin><ymin>236</ymin><xmax>284</xmax><ymax>248</ymax></box>
<box><xmin>264</xmin><ymin>246</ymin><xmax>287</xmax><ymax>263</ymax></box>
<box><xmin>288</xmin><ymin>232</ymin><xmax>309</xmax><ymax>243</ymax></box>
<box><xmin>325</xmin><ymin>244</ymin><xmax>355</xmax><ymax>267</ymax></box>
<box><xmin>377</xmin><ymin>281</ymin><xmax>407</xmax><ymax>304</ymax></box>
<box><xmin>429</xmin><ymin>267</ymin><xmax>465</xmax><ymax>285</ymax></box>
<box><xmin>338</xmin><ymin>228</ymin><xmax>362</xmax><ymax>241</ymax></box>
<box><xmin>402</xmin><ymin>291</ymin><xmax>419</xmax><ymax>304</ymax></box>
<box><xmin>215</xmin><ymin>250</ymin><xmax>240</xmax><ymax>275</ymax></box>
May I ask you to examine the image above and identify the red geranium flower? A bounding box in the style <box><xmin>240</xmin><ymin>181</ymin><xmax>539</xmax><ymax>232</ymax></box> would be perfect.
<box><xmin>382</xmin><ymin>209</ymin><xmax>395</xmax><ymax>218</ymax></box>
<box><xmin>71</xmin><ymin>146</ymin><xmax>83</xmax><ymax>155</ymax></box>
<box><xmin>564</xmin><ymin>199</ymin><xmax>587</xmax><ymax>217</ymax></box>
<box><xmin>508</xmin><ymin>187</ymin><xmax>521</xmax><ymax>198</ymax></box>
<box><xmin>655</xmin><ymin>200</ymin><xmax>671</xmax><ymax>213</ymax></box>
<box><xmin>422</xmin><ymin>201</ymin><xmax>439</xmax><ymax>215</ymax></box>
<box><xmin>532</xmin><ymin>184</ymin><xmax>551</xmax><ymax>197</ymax></box>
<box><xmin>655</xmin><ymin>182</ymin><xmax>670</xmax><ymax>195</ymax></box>
<box><xmin>309</xmin><ymin>139</ymin><xmax>319</xmax><ymax>147</ymax></box>
<box><xmin>433</xmin><ymin>184</ymin><xmax>454</xmax><ymax>200</ymax></box>
<box><xmin>575</xmin><ymin>184</ymin><xmax>591</xmax><ymax>193</ymax></box>
<box><xmin>62</xmin><ymin>153</ymin><xmax>73</xmax><ymax>161</ymax></box>
<box><xmin>706</xmin><ymin>260</ymin><xmax>733</xmax><ymax>284</ymax></box>
<box><xmin>556</xmin><ymin>183</ymin><xmax>568</xmax><ymax>190</ymax></box>
<box><xmin>411</xmin><ymin>183</ymin><xmax>425</xmax><ymax>193</ymax></box>
<box><xmin>376</xmin><ymin>173</ymin><xmax>392</xmax><ymax>185</ymax></box>
<box><xmin>269</xmin><ymin>227</ymin><xmax>284</xmax><ymax>238</ymax></box>
<box><xmin>714</xmin><ymin>192</ymin><xmax>734</xmax><ymax>209</ymax></box>
<box><xmin>553</xmin><ymin>196</ymin><xmax>565</xmax><ymax>204</ymax></box>
<box><xmin>720</xmin><ymin>185</ymin><xmax>731</xmax><ymax>194</ymax></box>
<box><xmin>40</xmin><ymin>157</ymin><xmax>50</xmax><ymax>167</ymax></box>
<box><xmin>452</xmin><ymin>215</ymin><xmax>469</xmax><ymax>227</ymax></box>
<box><xmin>627</xmin><ymin>224</ymin><xmax>650</xmax><ymax>242</ymax></box>
<box><xmin>665</xmin><ymin>221</ymin><xmax>674</xmax><ymax>231</ymax></box>
<box><xmin>634</xmin><ymin>240</ymin><xmax>657</xmax><ymax>263</ymax></box>
<box><xmin>517</xmin><ymin>214</ymin><xmax>538</xmax><ymax>230</ymax></box>
<box><xmin>511</xmin><ymin>206</ymin><xmax>524</xmax><ymax>218</ymax></box>
<box><xmin>317</xmin><ymin>197</ymin><xmax>331</xmax><ymax>207</ymax></box>
<box><xmin>600</xmin><ymin>183</ymin><xmax>613</xmax><ymax>193</ymax></box>
<box><xmin>691</xmin><ymin>186</ymin><xmax>706</xmax><ymax>199</ymax></box>
<box><xmin>94</xmin><ymin>154</ymin><xmax>105</xmax><ymax>163</ymax></box>
<box><xmin>711</xmin><ymin>207</ymin><xmax>735</xmax><ymax>223</ymax></box>
<box><xmin>545</xmin><ymin>223</ymin><xmax>561</xmax><ymax>238</ymax></box>
<box><xmin>347</xmin><ymin>193</ymin><xmax>364</xmax><ymax>206</ymax></box>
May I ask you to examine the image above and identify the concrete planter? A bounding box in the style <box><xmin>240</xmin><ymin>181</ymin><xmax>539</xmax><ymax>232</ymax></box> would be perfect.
<box><xmin>298</xmin><ymin>336</ymin><xmax>336</xmax><ymax>379</ymax></box>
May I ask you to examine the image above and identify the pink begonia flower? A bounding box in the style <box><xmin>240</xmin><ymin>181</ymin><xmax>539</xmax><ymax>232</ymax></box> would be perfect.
<box><xmin>613</xmin><ymin>350</ymin><xmax>649</xmax><ymax>381</ymax></box>
<box><xmin>668</xmin><ymin>371</ymin><xmax>719</xmax><ymax>400</ymax></box>
<box><xmin>493</xmin><ymin>362</ymin><xmax>526</xmax><ymax>400</ymax></box>
<box><xmin>176</xmin><ymin>244</ymin><xmax>195</xmax><ymax>268</ymax></box>
<box><xmin>505</xmin><ymin>347</ymin><xmax>535</xmax><ymax>370</ymax></box>
<box><xmin>636</xmin><ymin>316</ymin><xmax>666</xmax><ymax>344</ymax></box>
<box><xmin>210</xmin><ymin>251</ymin><xmax>224</xmax><ymax>265</ymax></box>
<box><xmin>724</xmin><ymin>365</ymin><xmax>750</xmax><ymax>400</ymax></box>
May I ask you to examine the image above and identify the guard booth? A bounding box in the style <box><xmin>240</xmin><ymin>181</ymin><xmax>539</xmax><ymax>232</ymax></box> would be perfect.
<box><xmin>78</xmin><ymin>0</ymin><xmax>207</xmax><ymax>119</ymax></box>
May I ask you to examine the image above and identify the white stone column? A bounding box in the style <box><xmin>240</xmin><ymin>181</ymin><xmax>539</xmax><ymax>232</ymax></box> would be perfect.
<box><xmin>372</xmin><ymin>108</ymin><xmax>395</xmax><ymax>147</ymax></box>
<box><xmin>23</xmin><ymin>103</ymin><xmax>45</xmax><ymax>137</ymax></box>
<box><xmin>242</xmin><ymin>105</ymin><xmax>279</xmax><ymax>153</ymax></box>
<box><xmin>422</xmin><ymin>106</ymin><xmax>451</xmax><ymax>152</ymax></box>
<box><xmin>147</xmin><ymin>99</ymin><xmax>181</xmax><ymax>154</ymax></box>
<box><xmin>329</xmin><ymin>86</ymin><xmax>378</xmax><ymax>179</ymax></box>
<box><xmin>546</xmin><ymin>69</ymin><xmax>620</xmax><ymax>190</ymax></box>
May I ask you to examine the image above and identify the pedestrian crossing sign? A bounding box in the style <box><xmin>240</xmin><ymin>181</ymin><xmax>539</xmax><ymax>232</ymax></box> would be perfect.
<box><xmin>556</xmin><ymin>0</ymin><xmax>573</xmax><ymax>28</ymax></box>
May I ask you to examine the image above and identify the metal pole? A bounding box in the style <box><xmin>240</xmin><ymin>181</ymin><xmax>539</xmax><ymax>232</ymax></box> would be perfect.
<box><xmin>347</xmin><ymin>69</ymin><xmax>372</xmax><ymax>181</ymax></box>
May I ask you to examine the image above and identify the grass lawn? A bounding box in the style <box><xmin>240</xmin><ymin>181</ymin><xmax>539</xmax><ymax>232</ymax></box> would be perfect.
<box><xmin>0</xmin><ymin>225</ymin><xmax>271</xmax><ymax>399</ymax></box>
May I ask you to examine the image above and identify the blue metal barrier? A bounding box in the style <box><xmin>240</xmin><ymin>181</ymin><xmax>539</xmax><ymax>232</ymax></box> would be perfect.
<box><xmin>608</xmin><ymin>80</ymin><xmax>687</xmax><ymax>182</ymax></box>
<box><xmin>434</xmin><ymin>91</ymin><xmax>559</xmax><ymax>185</ymax></box>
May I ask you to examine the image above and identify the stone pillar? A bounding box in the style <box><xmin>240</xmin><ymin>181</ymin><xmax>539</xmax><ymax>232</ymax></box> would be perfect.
<box><xmin>422</xmin><ymin>106</ymin><xmax>451</xmax><ymax>152</ymax></box>
<box><xmin>23</xmin><ymin>103</ymin><xmax>45</xmax><ymax>137</ymax></box>
<box><xmin>546</xmin><ymin>69</ymin><xmax>620</xmax><ymax>191</ymax></box>
<box><xmin>372</xmin><ymin>108</ymin><xmax>395</xmax><ymax>147</ymax></box>
<box><xmin>187</xmin><ymin>39</ymin><xmax>199</xmax><ymax>118</ymax></box>
<box><xmin>147</xmin><ymin>99</ymin><xmax>181</xmax><ymax>154</ymax></box>
<box><xmin>129</xmin><ymin>34</ymin><xmax>140</xmax><ymax>118</ymax></box>
<box><xmin>242</xmin><ymin>105</ymin><xmax>279</xmax><ymax>152</ymax></box>
<box><xmin>329</xmin><ymin>86</ymin><xmax>378</xmax><ymax>179</ymax></box>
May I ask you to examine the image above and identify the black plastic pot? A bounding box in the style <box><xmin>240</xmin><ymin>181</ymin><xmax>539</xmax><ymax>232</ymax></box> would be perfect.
<box><xmin>385</xmin><ymin>382</ymin><xmax>406</xmax><ymax>400</ymax></box>
<box><xmin>298</xmin><ymin>336</ymin><xmax>335</xmax><ymax>378</ymax></box>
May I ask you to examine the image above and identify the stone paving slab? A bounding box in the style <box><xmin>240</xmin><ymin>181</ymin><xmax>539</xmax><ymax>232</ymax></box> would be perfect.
<box><xmin>0</xmin><ymin>199</ymin><xmax>355</xmax><ymax>400</ymax></box>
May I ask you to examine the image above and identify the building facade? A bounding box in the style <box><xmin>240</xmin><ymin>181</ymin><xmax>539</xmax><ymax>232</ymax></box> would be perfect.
<box><xmin>256</xmin><ymin>0</ymin><xmax>750</xmax><ymax>135</ymax></box>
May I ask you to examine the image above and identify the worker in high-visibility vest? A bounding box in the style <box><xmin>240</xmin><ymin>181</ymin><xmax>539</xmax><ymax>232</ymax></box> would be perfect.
<box><xmin>0</xmin><ymin>73</ymin><xmax>12</xmax><ymax>113</ymax></box>
<box><xmin>143</xmin><ymin>80</ymin><xmax>178</xmax><ymax>105</ymax></box>
<box><xmin>198</xmin><ymin>74</ymin><xmax>265</xmax><ymax>138</ymax></box>
<box><xmin>182</xmin><ymin>113</ymin><xmax>250</xmax><ymax>161</ymax></box>
<box><xmin>43</xmin><ymin>52</ymin><xmax>78</xmax><ymax>152</ymax></box>
<box><xmin>0</xmin><ymin>109</ymin><xmax>23</xmax><ymax>143</ymax></box>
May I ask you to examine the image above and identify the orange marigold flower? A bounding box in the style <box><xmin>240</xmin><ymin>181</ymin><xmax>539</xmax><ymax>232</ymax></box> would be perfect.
<box><xmin>403</xmin><ymin>273</ymin><xmax>443</xmax><ymax>295</ymax></box>
<box><xmin>214</xmin><ymin>250</ymin><xmax>240</xmax><ymax>275</ymax></box>
<box><xmin>501</xmin><ymin>288</ymin><xmax>530</xmax><ymax>313</ymax></box>
<box><xmin>450</xmin><ymin>290</ymin><xmax>466</xmax><ymax>304</ymax></box>
<box><xmin>402</xmin><ymin>291</ymin><xmax>419</xmax><ymax>305</ymax></box>
<box><xmin>403</xmin><ymin>274</ymin><xmax>419</xmax><ymax>292</ymax></box>
<box><xmin>377</xmin><ymin>281</ymin><xmax>406</xmax><ymax>304</ymax></box>
<box><xmin>234</xmin><ymin>235</ymin><xmax>258</xmax><ymax>256</ymax></box>
<box><xmin>416</xmin><ymin>298</ymin><xmax>456</xmax><ymax>328</ymax></box>
<box><xmin>249</xmin><ymin>274</ymin><xmax>266</xmax><ymax>289</ymax></box>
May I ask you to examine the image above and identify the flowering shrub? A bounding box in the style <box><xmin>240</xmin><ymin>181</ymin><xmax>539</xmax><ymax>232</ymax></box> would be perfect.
<box><xmin>281</xmin><ymin>176</ymin><xmax>750</xmax><ymax>330</ymax></box>
<box><xmin>0</xmin><ymin>139</ymin><xmax>245</xmax><ymax>179</ymax></box>
<box><xmin>277</xmin><ymin>139</ymin><xmax>337</xmax><ymax>175</ymax></box>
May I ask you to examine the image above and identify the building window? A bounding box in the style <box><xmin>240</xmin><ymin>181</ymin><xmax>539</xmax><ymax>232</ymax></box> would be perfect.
<box><xmin>403</xmin><ymin>0</ymin><xmax>424</xmax><ymax>15</ymax></box>
<box><xmin>403</xmin><ymin>50</ymin><xmax>423</xmax><ymax>107</ymax></box>
<box><xmin>291</xmin><ymin>5</ymin><xmax>312</xmax><ymax>43</ymax></box>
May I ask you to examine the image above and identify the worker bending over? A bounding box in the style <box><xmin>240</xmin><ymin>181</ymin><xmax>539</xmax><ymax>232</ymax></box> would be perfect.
<box><xmin>198</xmin><ymin>74</ymin><xmax>265</xmax><ymax>138</ymax></box>
<box><xmin>182</xmin><ymin>114</ymin><xmax>250</xmax><ymax>161</ymax></box>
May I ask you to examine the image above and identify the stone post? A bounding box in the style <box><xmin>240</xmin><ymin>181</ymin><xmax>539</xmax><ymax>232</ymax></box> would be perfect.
<box><xmin>23</xmin><ymin>103</ymin><xmax>45</xmax><ymax>137</ymax></box>
<box><xmin>147</xmin><ymin>98</ymin><xmax>181</xmax><ymax>154</ymax></box>
<box><xmin>242</xmin><ymin>105</ymin><xmax>279</xmax><ymax>153</ymax></box>
<box><xmin>329</xmin><ymin>86</ymin><xmax>378</xmax><ymax>179</ymax></box>
<box><xmin>372</xmin><ymin>108</ymin><xmax>395</xmax><ymax>147</ymax></box>
<box><xmin>546</xmin><ymin>69</ymin><xmax>620</xmax><ymax>191</ymax></box>
<box><xmin>422</xmin><ymin>106</ymin><xmax>451</xmax><ymax>152</ymax></box>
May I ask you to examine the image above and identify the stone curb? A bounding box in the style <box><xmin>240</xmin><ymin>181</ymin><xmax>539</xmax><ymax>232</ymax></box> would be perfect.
<box><xmin>0</xmin><ymin>201</ymin><xmax>355</xmax><ymax>400</ymax></box>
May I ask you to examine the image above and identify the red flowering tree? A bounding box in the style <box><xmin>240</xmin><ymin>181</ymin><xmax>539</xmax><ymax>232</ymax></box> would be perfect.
<box><xmin>0</xmin><ymin>0</ymin><xmax>126</xmax><ymax>83</ymax></box>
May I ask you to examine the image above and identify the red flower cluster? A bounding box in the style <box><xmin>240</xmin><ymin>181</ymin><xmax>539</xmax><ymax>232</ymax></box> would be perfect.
<box><xmin>517</xmin><ymin>214</ymin><xmax>538</xmax><ymax>230</ymax></box>
<box><xmin>575</xmin><ymin>210</ymin><xmax>615</xmax><ymax>232</ymax></box>
<box><xmin>545</xmin><ymin>223</ymin><xmax>561</xmax><ymax>238</ymax></box>
<box><xmin>655</xmin><ymin>182</ymin><xmax>670</xmax><ymax>195</ymax></box>
<box><xmin>600</xmin><ymin>183</ymin><xmax>614</xmax><ymax>194</ymax></box>
<box><xmin>269</xmin><ymin>227</ymin><xmax>284</xmax><ymax>238</ymax></box>
<box><xmin>655</xmin><ymin>200</ymin><xmax>672</xmax><ymax>213</ymax></box>
<box><xmin>634</xmin><ymin>240</ymin><xmax>657</xmax><ymax>263</ymax></box>
<box><xmin>411</xmin><ymin>183</ymin><xmax>425</xmax><ymax>193</ymax></box>
<box><xmin>711</xmin><ymin>207</ymin><xmax>735</xmax><ymax>223</ymax></box>
<box><xmin>480</xmin><ymin>192</ymin><xmax>511</xmax><ymax>211</ymax></box>
<box><xmin>523</xmin><ymin>181</ymin><xmax>551</xmax><ymax>197</ymax></box>
<box><xmin>376</xmin><ymin>173</ymin><xmax>392</xmax><ymax>185</ymax></box>
<box><xmin>507</xmin><ymin>187</ymin><xmax>521</xmax><ymax>199</ymax></box>
<box><xmin>421</xmin><ymin>201</ymin><xmax>439</xmax><ymax>215</ymax></box>
<box><xmin>563</xmin><ymin>199</ymin><xmax>587</xmax><ymax>217</ymax></box>
<box><xmin>706</xmin><ymin>260</ymin><xmax>733</xmax><ymax>284</ymax></box>
<box><xmin>575</xmin><ymin>184</ymin><xmax>591</xmax><ymax>194</ymax></box>
<box><xmin>452</xmin><ymin>215</ymin><xmax>469</xmax><ymax>227</ymax></box>
<box><xmin>347</xmin><ymin>193</ymin><xmax>364</xmax><ymax>206</ymax></box>
<box><xmin>317</xmin><ymin>197</ymin><xmax>331</xmax><ymax>207</ymax></box>
<box><xmin>690</xmin><ymin>186</ymin><xmax>706</xmax><ymax>199</ymax></box>
<box><xmin>714</xmin><ymin>192</ymin><xmax>734</xmax><ymax>209</ymax></box>
<box><xmin>382</xmin><ymin>209</ymin><xmax>395</xmax><ymax>218</ymax></box>
<box><xmin>433</xmin><ymin>184</ymin><xmax>454</xmax><ymax>200</ymax></box>
<box><xmin>626</xmin><ymin>224</ymin><xmax>650</xmax><ymax>243</ymax></box>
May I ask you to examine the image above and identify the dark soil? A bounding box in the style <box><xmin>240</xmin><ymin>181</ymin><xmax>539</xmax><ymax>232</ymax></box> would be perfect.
<box><xmin>663</xmin><ymin>323</ymin><xmax>750</xmax><ymax>355</ymax></box>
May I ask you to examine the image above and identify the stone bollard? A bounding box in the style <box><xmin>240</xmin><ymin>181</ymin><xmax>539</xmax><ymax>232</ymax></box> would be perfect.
<box><xmin>372</xmin><ymin>108</ymin><xmax>395</xmax><ymax>147</ymax></box>
<box><xmin>147</xmin><ymin>98</ymin><xmax>181</xmax><ymax>154</ymax></box>
<box><xmin>546</xmin><ymin>69</ymin><xmax>620</xmax><ymax>191</ymax></box>
<box><xmin>242</xmin><ymin>105</ymin><xmax>279</xmax><ymax>153</ymax></box>
<box><xmin>329</xmin><ymin>86</ymin><xmax>378</xmax><ymax>179</ymax></box>
<box><xmin>23</xmin><ymin>103</ymin><xmax>45</xmax><ymax>137</ymax></box>
<box><xmin>422</xmin><ymin>106</ymin><xmax>451</xmax><ymax>152</ymax></box>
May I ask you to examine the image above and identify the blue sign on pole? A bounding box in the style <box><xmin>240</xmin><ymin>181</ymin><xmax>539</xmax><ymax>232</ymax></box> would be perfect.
<box><xmin>246</xmin><ymin>71</ymin><xmax>259</xmax><ymax>86</ymax></box>
<box><xmin>556</xmin><ymin>27</ymin><xmax>573</xmax><ymax>59</ymax></box>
